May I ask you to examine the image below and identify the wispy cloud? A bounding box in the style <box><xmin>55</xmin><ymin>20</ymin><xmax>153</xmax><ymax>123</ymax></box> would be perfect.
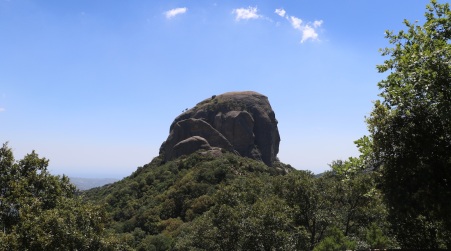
<box><xmin>232</xmin><ymin>6</ymin><xmax>261</xmax><ymax>21</ymax></box>
<box><xmin>313</xmin><ymin>20</ymin><xmax>323</xmax><ymax>28</ymax></box>
<box><xmin>275</xmin><ymin>8</ymin><xmax>286</xmax><ymax>18</ymax></box>
<box><xmin>289</xmin><ymin>16</ymin><xmax>302</xmax><ymax>30</ymax></box>
<box><xmin>0</xmin><ymin>108</ymin><xmax>5</xmax><ymax>112</ymax></box>
<box><xmin>164</xmin><ymin>7</ymin><xmax>188</xmax><ymax>19</ymax></box>
<box><xmin>276</xmin><ymin>8</ymin><xmax>323</xmax><ymax>43</ymax></box>
<box><xmin>300</xmin><ymin>24</ymin><xmax>319</xmax><ymax>43</ymax></box>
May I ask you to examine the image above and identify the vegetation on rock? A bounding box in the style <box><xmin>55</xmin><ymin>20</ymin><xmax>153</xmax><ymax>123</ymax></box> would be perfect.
<box><xmin>160</xmin><ymin>91</ymin><xmax>280</xmax><ymax>166</ymax></box>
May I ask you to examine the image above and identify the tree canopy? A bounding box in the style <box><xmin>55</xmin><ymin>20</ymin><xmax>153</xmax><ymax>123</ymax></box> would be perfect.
<box><xmin>0</xmin><ymin>142</ymin><xmax>123</xmax><ymax>250</ymax></box>
<box><xmin>367</xmin><ymin>0</ymin><xmax>451</xmax><ymax>248</ymax></box>
<box><xmin>83</xmin><ymin>151</ymin><xmax>394</xmax><ymax>250</ymax></box>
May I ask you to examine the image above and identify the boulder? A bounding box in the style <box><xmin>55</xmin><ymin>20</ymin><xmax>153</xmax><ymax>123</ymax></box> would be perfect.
<box><xmin>173</xmin><ymin>136</ymin><xmax>212</xmax><ymax>159</ymax></box>
<box><xmin>160</xmin><ymin>118</ymin><xmax>234</xmax><ymax>161</ymax></box>
<box><xmin>159</xmin><ymin>91</ymin><xmax>280</xmax><ymax>166</ymax></box>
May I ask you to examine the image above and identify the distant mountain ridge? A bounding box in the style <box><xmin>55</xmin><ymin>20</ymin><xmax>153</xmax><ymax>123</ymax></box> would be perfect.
<box><xmin>70</xmin><ymin>177</ymin><xmax>118</xmax><ymax>190</ymax></box>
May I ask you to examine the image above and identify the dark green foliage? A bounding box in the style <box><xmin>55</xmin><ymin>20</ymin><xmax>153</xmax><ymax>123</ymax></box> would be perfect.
<box><xmin>365</xmin><ymin>223</ymin><xmax>392</xmax><ymax>249</ymax></box>
<box><xmin>84</xmin><ymin>150</ymin><xmax>394</xmax><ymax>250</ymax></box>
<box><xmin>85</xmin><ymin>152</ymin><xmax>285</xmax><ymax>249</ymax></box>
<box><xmin>313</xmin><ymin>227</ymin><xmax>356</xmax><ymax>251</ymax></box>
<box><xmin>0</xmin><ymin>142</ymin><xmax>395</xmax><ymax>250</ymax></box>
<box><xmin>137</xmin><ymin>234</ymin><xmax>173</xmax><ymax>251</ymax></box>
<box><xmin>0</xmin><ymin>143</ymin><xmax>122</xmax><ymax>250</ymax></box>
<box><xmin>275</xmin><ymin>166</ymin><xmax>392</xmax><ymax>250</ymax></box>
<box><xmin>175</xmin><ymin>177</ymin><xmax>308</xmax><ymax>250</ymax></box>
<box><xmin>367</xmin><ymin>0</ymin><xmax>451</xmax><ymax>248</ymax></box>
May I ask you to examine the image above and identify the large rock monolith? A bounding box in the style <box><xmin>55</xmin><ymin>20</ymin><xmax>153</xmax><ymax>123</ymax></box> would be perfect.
<box><xmin>159</xmin><ymin>91</ymin><xmax>280</xmax><ymax>166</ymax></box>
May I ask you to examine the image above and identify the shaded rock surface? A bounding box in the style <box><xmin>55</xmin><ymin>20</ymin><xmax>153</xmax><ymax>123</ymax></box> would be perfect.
<box><xmin>159</xmin><ymin>91</ymin><xmax>280</xmax><ymax>166</ymax></box>
<box><xmin>173</xmin><ymin>136</ymin><xmax>212</xmax><ymax>159</ymax></box>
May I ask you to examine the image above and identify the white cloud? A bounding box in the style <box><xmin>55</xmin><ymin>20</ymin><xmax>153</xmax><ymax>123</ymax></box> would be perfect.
<box><xmin>313</xmin><ymin>20</ymin><xmax>323</xmax><ymax>28</ymax></box>
<box><xmin>300</xmin><ymin>24</ymin><xmax>318</xmax><ymax>43</ymax></box>
<box><xmin>0</xmin><ymin>108</ymin><xmax>5</xmax><ymax>112</ymax></box>
<box><xmin>287</xmin><ymin>15</ymin><xmax>322</xmax><ymax>43</ymax></box>
<box><xmin>233</xmin><ymin>6</ymin><xmax>261</xmax><ymax>21</ymax></box>
<box><xmin>289</xmin><ymin>16</ymin><xmax>303</xmax><ymax>30</ymax></box>
<box><xmin>275</xmin><ymin>8</ymin><xmax>323</xmax><ymax>43</ymax></box>
<box><xmin>275</xmin><ymin>8</ymin><xmax>286</xmax><ymax>18</ymax></box>
<box><xmin>164</xmin><ymin>7</ymin><xmax>188</xmax><ymax>19</ymax></box>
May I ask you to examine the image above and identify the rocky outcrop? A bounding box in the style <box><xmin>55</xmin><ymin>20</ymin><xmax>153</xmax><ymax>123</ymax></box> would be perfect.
<box><xmin>159</xmin><ymin>91</ymin><xmax>280</xmax><ymax>166</ymax></box>
<box><xmin>173</xmin><ymin>136</ymin><xmax>212</xmax><ymax>159</ymax></box>
<box><xmin>161</xmin><ymin>118</ymin><xmax>235</xmax><ymax>161</ymax></box>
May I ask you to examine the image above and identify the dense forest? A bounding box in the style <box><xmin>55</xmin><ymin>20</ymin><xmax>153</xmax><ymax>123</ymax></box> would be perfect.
<box><xmin>2</xmin><ymin>1</ymin><xmax>451</xmax><ymax>250</ymax></box>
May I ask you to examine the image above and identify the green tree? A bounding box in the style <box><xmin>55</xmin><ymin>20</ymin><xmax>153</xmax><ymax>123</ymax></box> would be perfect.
<box><xmin>313</xmin><ymin>226</ymin><xmax>356</xmax><ymax>251</ymax></box>
<box><xmin>365</xmin><ymin>223</ymin><xmax>391</xmax><ymax>249</ymax></box>
<box><xmin>367</xmin><ymin>0</ymin><xmax>451</xmax><ymax>248</ymax></box>
<box><xmin>0</xmin><ymin>143</ymin><xmax>122</xmax><ymax>250</ymax></box>
<box><xmin>175</xmin><ymin>176</ymin><xmax>308</xmax><ymax>250</ymax></box>
<box><xmin>274</xmin><ymin>171</ymin><xmax>334</xmax><ymax>250</ymax></box>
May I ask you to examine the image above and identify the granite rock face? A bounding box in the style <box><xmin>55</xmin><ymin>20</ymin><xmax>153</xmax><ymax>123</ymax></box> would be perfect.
<box><xmin>159</xmin><ymin>91</ymin><xmax>280</xmax><ymax>166</ymax></box>
<box><xmin>173</xmin><ymin>136</ymin><xmax>212</xmax><ymax>159</ymax></box>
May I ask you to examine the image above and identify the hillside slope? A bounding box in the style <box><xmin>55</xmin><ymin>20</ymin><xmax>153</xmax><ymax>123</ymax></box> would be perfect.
<box><xmin>84</xmin><ymin>152</ymin><xmax>299</xmax><ymax>249</ymax></box>
<box><xmin>83</xmin><ymin>151</ymin><xmax>392</xmax><ymax>250</ymax></box>
<box><xmin>84</xmin><ymin>91</ymin><xmax>394</xmax><ymax>250</ymax></box>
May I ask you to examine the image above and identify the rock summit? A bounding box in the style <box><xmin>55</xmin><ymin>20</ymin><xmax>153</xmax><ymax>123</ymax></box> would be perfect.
<box><xmin>159</xmin><ymin>91</ymin><xmax>280</xmax><ymax>166</ymax></box>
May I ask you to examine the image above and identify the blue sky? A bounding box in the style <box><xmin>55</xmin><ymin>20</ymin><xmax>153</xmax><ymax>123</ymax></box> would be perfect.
<box><xmin>1</xmin><ymin>0</ymin><xmax>432</xmax><ymax>178</ymax></box>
